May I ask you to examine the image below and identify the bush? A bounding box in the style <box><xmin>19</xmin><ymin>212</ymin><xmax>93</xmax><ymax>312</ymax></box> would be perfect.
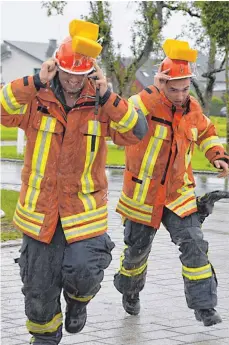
<box><xmin>209</xmin><ymin>96</ymin><xmax>225</xmax><ymax>116</ymax></box>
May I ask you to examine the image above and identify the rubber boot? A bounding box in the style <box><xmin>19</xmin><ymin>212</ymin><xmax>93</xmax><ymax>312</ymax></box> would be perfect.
<box><xmin>194</xmin><ymin>308</ymin><xmax>222</xmax><ymax>326</ymax></box>
<box><xmin>64</xmin><ymin>292</ymin><xmax>87</xmax><ymax>334</ymax></box>
<box><xmin>122</xmin><ymin>293</ymin><xmax>140</xmax><ymax>315</ymax></box>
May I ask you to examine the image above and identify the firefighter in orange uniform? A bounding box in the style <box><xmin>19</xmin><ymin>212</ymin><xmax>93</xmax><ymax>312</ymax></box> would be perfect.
<box><xmin>114</xmin><ymin>39</ymin><xmax>229</xmax><ymax>326</ymax></box>
<box><xmin>0</xmin><ymin>20</ymin><xmax>148</xmax><ymax>344</ymax></box>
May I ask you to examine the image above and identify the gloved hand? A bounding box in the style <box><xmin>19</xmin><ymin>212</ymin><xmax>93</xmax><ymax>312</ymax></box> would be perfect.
<box><xmin>196</xmin><ymin>190</ymin><xmax>229</xmax><ymax>223</ymax></box>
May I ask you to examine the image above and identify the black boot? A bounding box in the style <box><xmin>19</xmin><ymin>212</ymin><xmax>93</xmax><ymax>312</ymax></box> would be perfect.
<box><xmin>64</xmin><ymin>292</ymin><xmax>87</xmax><ymax>334</ymax></box>
<box><xmin>194</xmin><ymin>308</ymin><xmax>222</xmax><ymax>326</ymax></box>
<box><xmin>122</xmin><ymin>293</ymin><xmax>140</xmax><ymax>315</ymax></box>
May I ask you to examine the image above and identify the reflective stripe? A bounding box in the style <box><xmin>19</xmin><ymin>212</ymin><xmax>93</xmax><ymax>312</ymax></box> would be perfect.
<box><xmin>0</xmin><ymin>84</ymin><xmax>28</xmax><ymax>114</ymax></box>
<box><xmin>199</xmin><ymin>136</ymin><xmax>224</xmax><ymax>154</ymax></box>
<box><xmin>198</xmin><ymin>119</ymin><xmax>211</xmax><ymax>139</ymax></box>
<box><xmin>166</xmin><ymin>189</ymin><xmax>195</xmax><ymax>210</ymax></box>
<box><xmin>174</xmin><ymin>198</ymin><xmax>197</xmax><ymax>216</ymax></box>
<box><xmin>117</xmin><ymin>202</ymin><xmax>152</xmax><ymax>223</ymax></box>
<box><xmin>64</xmin><ymin>218</ymin><xmax>107</xmax><ymax>240</ymax></box>
<box><xmin>81</xmin><ymin>121</ymin><xmax>100</xmax><ymax>194</ymax></box>
<box><xmin>16</xmin><ymin>200</ymin><xmax>45</xmax><ymax>223</ymax></box>
<box><xmin>129</xmin><ymin>94</ymin><xmax>149</xmax><ymax>116</ymax></box>
<box><xmin>13</xmin><ymin>212</ymin><xmax>41</xmax><ymax>236</ymax></box>
<box><xmin>24</xmin><ymin>116</ymin><xmax>56</xmax><ymax>211</ymax></box>
<box><xmin>110</xmin><ymin>103</ymin><xmax>138</xmax><ymax>133</ymax></box>
<box><xmin>61</xmin><ymin>205</ymin><xmax>107</xmax><ymax>227</ymax></box>
<box><xmin>182</xmin><ymin>264</ymin><xmax>212</xmax><ymax>280</ymax></box>
<box><xmin>66</xmin><ymin>292</ymin><xmax>93</xmax><ymax>302</ymax></box>
<box><xmin>119</xmin><ymin>246</ymin><xmax>148</xmax><ymax>277</ymax></box>
<box><xmin>185</xmin><ymin>147</ymin><xmax>192</xmax><ymax>169</ymax></box>
<box><xmin>120</xmin><ymin>261</ymin><xmax>147</xmax><ymax>277</ymax></box>
<box><xmin>119</xmin><ymin>191</ymin><xmax>153</xmax><ymax>213</ymax></box>
<box><xmin>184</xmin><ymin>172</ymin><xmax>192</xmax><ymax>186</ymax></box>
<box><xmin>26</xmin><ymin>313</ymin><xmax>62</xmax><ymax>334</ymax></box>
<box><xmin>191</xmin><ymin>128</ymin><xmax>198</xmax><ymax>141</ymax></box>
<box><xmin>78</xmin><ymin>192</ymin><xmax>96</xmax><ymax>212</ymax></box>
<box><xmin>133</xmin><ymin>125</ymin><xmax>167</xmax><ymax>204</ymax></box>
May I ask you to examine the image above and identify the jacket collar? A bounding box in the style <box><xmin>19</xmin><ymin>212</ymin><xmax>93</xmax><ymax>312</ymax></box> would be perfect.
<box><xmin>160</xmin><ymin>91</ymin><xmax>190</xmax><ymax>114</ymax></box>
<box><xmin>38</xmin><ymin>74</ymin><xmax>97</xmax><ymax>109</ymax></box>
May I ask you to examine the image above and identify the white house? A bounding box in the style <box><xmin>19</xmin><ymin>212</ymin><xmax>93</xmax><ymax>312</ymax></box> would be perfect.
<box><xmin>1</xmin><ymin>39</ymin><xmax>57</xmax><ymax>84</ymax></box>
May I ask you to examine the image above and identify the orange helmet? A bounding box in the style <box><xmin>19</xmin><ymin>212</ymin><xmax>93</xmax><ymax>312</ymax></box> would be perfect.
<box><xmin>160</xmin><ymin>57</ymin><xmax>194</xmax><ymax>80</ymax></box>
<box><xmin>159</xmin><ymin>39</ymin><xmax>198</xmax><ymax>80</ymax></box>
<box><xmin>55</xmin><ymin>37</ymin><xmax>94</xmax><ymax>75</ymax></box>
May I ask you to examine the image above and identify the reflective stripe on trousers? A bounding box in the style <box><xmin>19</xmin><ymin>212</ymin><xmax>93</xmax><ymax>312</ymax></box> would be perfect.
<box><xmin>18</xmin><ymin>220</ymin><xmax>115</xmax><ymax>344</ymax></box>
<box><xmin>114</xmin><ymin>207</ymin><xmax>217</xmax><ymax>310</ymax></box>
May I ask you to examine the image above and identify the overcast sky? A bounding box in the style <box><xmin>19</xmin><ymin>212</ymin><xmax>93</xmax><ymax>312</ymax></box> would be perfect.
<box><xmin>0</xmin><ymin>0</ymin><xmax>195</xmax><ymax>56</ymax></box>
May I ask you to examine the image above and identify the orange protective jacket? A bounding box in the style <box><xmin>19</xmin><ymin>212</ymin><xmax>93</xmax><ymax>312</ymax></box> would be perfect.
<box><xmin>116</xmin><ymin>86</ymin><xmax>229</xmax><ymax>229</ymax></box>
<box><xmin>1</xmin><ymin>75</ymin><xmax>142</xmax><ymax>244</ymax></box>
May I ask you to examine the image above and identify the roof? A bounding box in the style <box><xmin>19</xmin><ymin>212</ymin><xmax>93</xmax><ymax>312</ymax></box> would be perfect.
<box><xmin>1</xmin><ymin>43</ymin><xmax>12</xmax><ymax>60</ymax></box>
<box><xmin>2</xmin><ymin>40</ymin><xmax>57</xmax><ymax>62</ymax></box>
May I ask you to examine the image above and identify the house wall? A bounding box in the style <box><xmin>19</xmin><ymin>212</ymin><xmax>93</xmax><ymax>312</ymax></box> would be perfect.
<box><xmin>1</xmin><ymin>47</ymin><xmax>42</xmax><ymax>84</ymax></box>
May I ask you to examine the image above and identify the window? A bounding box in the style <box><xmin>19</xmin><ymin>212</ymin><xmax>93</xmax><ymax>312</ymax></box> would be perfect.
<box><xmin>34</xmin><ymin>68</ymin><xmax>41</xmax><ymax>74</ymax></box>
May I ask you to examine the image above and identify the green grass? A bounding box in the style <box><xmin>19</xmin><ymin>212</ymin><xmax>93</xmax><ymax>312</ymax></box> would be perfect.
<box><xmin>1</xmin><ymin>146</ymin><xmax>25</xmax><ymax>159</ymax></box>
<box><xmin>210</xmin><ymin>116</ymin><xmax>226</xmax><ymax>137</ymax></box>
<box><xmin>107</xmin><ymin>145</ymin><xmax>125</xmax><ymax>165</ymax></box>
<box><xmin>192</xmin><ymin>146</ymin><xmax>218</xmax><ymax>171</ymax></box>
<box><xmin>0</xmin><ymin>125</ymin><xmax>18</xmax><ymax>140</ymax></box>
<box><xmin>0</xmin><ymin>189</ymin><xmax>22</xmax><ymax>241</ymax></box>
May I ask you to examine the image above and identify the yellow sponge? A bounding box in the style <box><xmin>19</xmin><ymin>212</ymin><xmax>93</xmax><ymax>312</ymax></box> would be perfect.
<box><xmin>69</xmin><ymin>19</ymin><xmax>102</xmax><ymax>58</ymax></box>
<box><xmin>69</xmin><ymin>20</ymin><xmax>99</xmax><ymax>41</ymax></box>
<box><xmin>72</xmin><ymin>36</ymin><xmax>102</xmax><ymax>58</ymax></box>
<box><xmin>163</xmin><ymin>39</ymin><xmax>198</xmax><ymax>62</ymax></box>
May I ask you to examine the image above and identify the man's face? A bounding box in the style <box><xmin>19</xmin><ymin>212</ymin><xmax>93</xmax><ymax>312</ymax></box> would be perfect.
<box><xmin>58</xmin><ymin>69</ymin><xmax>87</xmax><ymax>94</ymax></box>
<box><xmin>164</xmin><ymin>78</ymin><xmax>191</xmax><ymax>107</ymax></box>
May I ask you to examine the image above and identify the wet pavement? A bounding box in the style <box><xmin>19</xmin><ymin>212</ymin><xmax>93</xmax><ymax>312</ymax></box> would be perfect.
<box><xmin>1</xmin><ymin>163</ymin><xmax>229</xmax><ymax>344</ymax></box>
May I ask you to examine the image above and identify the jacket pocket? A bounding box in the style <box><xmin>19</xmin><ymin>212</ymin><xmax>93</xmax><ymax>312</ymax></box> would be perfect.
<box><xmin>79</xmin><ymin>120</ymin><xmax>109</xmax><ymax>137</ymax></box>
<box><xmin>185</xmin><ymin>127</ymin><xmax>198</xmax><ymax>142</ymax></box>
<box><xmin>32</xmin><ymin>113</ymin><xmax>64</xmax><ymax>133</ymax></box>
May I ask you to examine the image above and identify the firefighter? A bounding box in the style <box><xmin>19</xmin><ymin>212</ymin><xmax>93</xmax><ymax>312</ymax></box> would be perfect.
<box><xmin>114</xmin><ymin>39</ymin><xmax>229</xmax><ymax>327</ymax></box>
<box><xmin>0</xmin><ymin>20</ymin><xmax>148</xmax><ymax>345</ymax></box>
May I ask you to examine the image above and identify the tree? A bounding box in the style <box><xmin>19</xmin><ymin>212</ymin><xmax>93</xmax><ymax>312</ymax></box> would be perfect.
<box><xmin>200</xmin><ymin>1</ymin><xmax>229</xmax><ymax>146</ymax></box>
<box><xmin>163</xmin><ymin>1</ymin><xmax>226</xmax><ymax>116</ymax></box>
<box><xmin>82</xmin><ymin>1</ymin><xmax>166</xmax><ymax>96</ymax></box>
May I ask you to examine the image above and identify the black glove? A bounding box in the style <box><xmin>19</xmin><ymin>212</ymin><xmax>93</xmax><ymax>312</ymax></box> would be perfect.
<box><xmin>196</xmin><ymin>190</ymin><xmax>229</xmax><ymax>223</ymax></box>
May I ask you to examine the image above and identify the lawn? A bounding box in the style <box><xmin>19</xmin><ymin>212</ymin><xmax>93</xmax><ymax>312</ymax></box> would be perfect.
<box><xmin>1</xmin><ymin>146</ymin><xmax>24</xmax><ymax>159</ymax></box>
<box><xmin>0</xmin><ymin>125</ymin><xmax>18</xmax><ymax>141</ymax></box>
<box><xmin>210</xmin><ymin>116</ymin><xmax>226</xmax><ymax>137</ymax></box>
<box><xmin>1</xmin><ymin>189</ymin><xmax>22</xmax><ymax>241</ymax></box>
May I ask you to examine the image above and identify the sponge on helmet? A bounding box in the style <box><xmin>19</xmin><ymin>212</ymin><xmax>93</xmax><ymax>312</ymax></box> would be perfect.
<box><xmin>69</xmin><ymin>19</ymin><xmax>102</xmax><ymax>58</ymax></box>
<box><xmin>69</xmin><ymin>20</ymin><xmax>99</xmax><ymax>41</ymax></box>
<box><xmin>163</xmin><ymin>39</ymin><xmax>197</xmax><ymax>62</ymax></box>
<box><xmin>72</xmin><ymin>36</ymin><xmax>102</xmax><ymax>59</ymax></box>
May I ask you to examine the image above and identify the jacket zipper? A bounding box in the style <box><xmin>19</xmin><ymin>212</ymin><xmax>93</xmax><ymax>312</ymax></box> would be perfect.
<box><xmin>161</xmin><ymin>105</ymin><xmax>176</xmax><ymax>185</ymax></box>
